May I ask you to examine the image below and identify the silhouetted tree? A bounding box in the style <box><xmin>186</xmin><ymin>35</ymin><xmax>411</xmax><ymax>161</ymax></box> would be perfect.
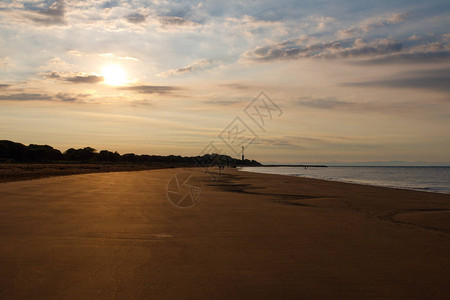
<box><xmin>0</xmin><ymin>140</ymin><xmax>27</xmax><ymax>161</ymax></box>
<box><xmin>0</xmin><ymin>140</ymin><xmax>262</xmax><ymax>166</ymax></box>
<box><xmin>122</xmin><ymin>153</ymin><xmax>138</xmax><ymax>162</ymax></box>
<box><xmin>25</xmin><ymin>144</ymin><xmax>63</xmax><ymax>161</ymax></box>
<box><xmin>64</xmin><ymin>147</ymin><xmax>97</xmax><ymax>162</ymax></box>
<box><xmin>98</xmin><ymin>150</ymin><xmax>121</xmax><ymax>162</ymax></box>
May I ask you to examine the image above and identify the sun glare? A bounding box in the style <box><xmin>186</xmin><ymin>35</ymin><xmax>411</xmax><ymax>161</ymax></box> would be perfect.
<box><xmin>102</xmin><ymin>65</ymin><xmax>127</xmax><ymax>86</ymax></box>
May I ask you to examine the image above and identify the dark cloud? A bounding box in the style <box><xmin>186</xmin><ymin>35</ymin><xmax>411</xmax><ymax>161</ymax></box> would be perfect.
<box><xmin>0</xmin><ymin>93</ymin><xmax>52</xmax><ymax>101</ymax></box>
<box><xmin>0</xmin><ymin>91</ymin><xmax>89</xmax><ymax>102</ymax></box>
<box><xmin>0</xmin><ymin>84</ymin><xmax>11</xmax><ymax>89</ymax></box>
<box><xmin>125</xmin><ymin>13</ymin><xmax>147</xmax><ymax>24</ymax></box>
<box><xmin>42</xmin><ymin>71</ymin><xmax>104</xmax><ymax>84</ymax></box>
<box><xmin>242</xmin><ymin>38</ymin><xmax>402</xmax><ymax>62</ymax></box>
<box><xmin>159</xmin><ymin>16</ymin><xmax>200</xmax><ymax>27</ymax></box>
<box><xmin>343</xmin><ymin>68</ymin><xmax>450</xmax><ymax>93</ymax></box>
<box><xmin>27</xmin><ymin>0</ymin><xmax>67</xmax><ymax>26</ymax></box>
<box><xmin>65</xmin><ymin>75</ymin><xmax>104</xmax><ymax>84</ymax></box>
<box><xmin>117</xmin><ymin>85</ymin><xmax>181</xmax><ymax>94</ymax></box>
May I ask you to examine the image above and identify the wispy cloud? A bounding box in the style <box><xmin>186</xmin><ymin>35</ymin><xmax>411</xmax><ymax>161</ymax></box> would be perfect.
<box><xmin>41</xmin><ymin>71</ymin><xmax>104</xmax><ymax>84</ymax></box>
<box><xmin>355</xmin><ymin>40</ymin><xmax>450</xmax><ymax>64</ymax></box>
<box><xmin>117</xmin><ymin>85</ymin><xmax>181</xmax><ymax>94</ymax></box>
<box><xmin>0</xmin><ymin>93</ymin><xmax>52</xmax><ymax>101</ymax></box>
<box><xmin>158</xmin><ymin>59</ymin><xmax>219</xmax><ymax>77</ymax></box>
<box><xmin>343</xmin><ymin>68</ymin><xmax>450</xmax><ymax>93</ymax></box>
<box><xmin>242</xmin><ymin>37</ymin><xmax>402</xmax><ymax>62</ymax></box>
<box><xmin>218</xmin><ymin>83</ymin><xmax>254</xmax><ymax>90</ymax></box>
<box><xmin>0</xmin><ymin>91</ymin><xmax>90</xmax><ymax>102</ymax></box>
<box><xmin>125</xmin><ymin>12</ymin><xmax>147</xmax><ymax>24</ymax></box>
<box><xmin>98</xmin><ymin>53</ymin><xmax>139</xmax><ymax>61</ymax></box>
<box><xmin>25</xmin><ymin>0</ymin><xmax>67</xmax><ymax>26</ymax></box>
<box><xmin>67</xmin><ymin>50</ymin><xmax>139</xmax><ymax>61</ymax></box>
<box><xmin>337</xmin><ymin>12</ymin><xmax>409</xmax><ymax>38</ymax></box>
<box><xmin>294</xmin><ymin>96</ymin><xmax>443</xmax><ymax>115</ymax></box>
<box><xmin>159</xmin><ymin>16</ymin><xmax>200</xmax><ymax>28</ymax></box>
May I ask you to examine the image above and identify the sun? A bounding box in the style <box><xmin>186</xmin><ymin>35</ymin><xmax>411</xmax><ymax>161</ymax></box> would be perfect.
<box><xmin>102</xmin><ymin>65</ymin><xmax>127</xmax><ymax>86</ymax></box>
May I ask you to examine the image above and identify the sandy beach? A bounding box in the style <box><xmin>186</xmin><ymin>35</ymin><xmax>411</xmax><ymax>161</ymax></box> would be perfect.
<box><xmin>0</xmin><ymin>167</ymin><xmax>449</xmax><ymax>299</ymax></box>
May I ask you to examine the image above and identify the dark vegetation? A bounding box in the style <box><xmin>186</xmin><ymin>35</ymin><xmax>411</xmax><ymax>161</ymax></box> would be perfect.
<box><xmin>0</xmin><ymin>140</ymin><xmax>261</xmax><ymax>167</ymax></box>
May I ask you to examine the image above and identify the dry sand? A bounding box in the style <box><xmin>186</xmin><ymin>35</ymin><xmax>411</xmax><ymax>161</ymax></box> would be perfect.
<box><xmin>0</xmin><ymin>167</ymin><xmax>449</xmax><ymax>299</ymax></box>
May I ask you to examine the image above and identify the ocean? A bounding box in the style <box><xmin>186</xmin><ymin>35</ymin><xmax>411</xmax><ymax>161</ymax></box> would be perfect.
<box><xmin>240</xmin><ymin>166</ymin><xmax>450</xmax><ymax>194</ymax></box>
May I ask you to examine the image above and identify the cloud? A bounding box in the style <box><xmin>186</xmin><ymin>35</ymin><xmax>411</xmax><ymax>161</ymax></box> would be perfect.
<box><xmin>158</xmin><ymin>59</ymin><xmax>219</xmax><ymax>77</ymax></box>
<box><xmin>242</xmin><ymin>37</ymin><xmax>402</xmax><ymax>62</ymax></box>
<box><xmin>347</xmin><ymin>39</ymin><xmax>450</xmax><ymax>64</ymax></box>
<box><xmin>0</xmin><ymin>93</ymin><xmax>52</xmax><ymax>101</ymax></box>
<box><xmin>218</xmin><ymin>83</ymin><xmax>253</xmax><ymax>90</ymax></box>
<box><xmin>342</xmin><ymin>68</ymin><xmax>450</xmax><ymax>93</ymax></box>
<box><xmin>0</xmin><ymin>91</ymin><xmax>90</xmax><ymax>102</ymax></box>
<box><xmin>117</xmin><ymin>85</ymin><xmax>181</xmax><ymax>94</ymax></box>
<box><xmin>355</xmin><ymin>51</ymin><xmax>450</xmax><ymax>65</ymax></box>
<box><xmin>337</xmin><ymin>12</ymin><xmax>408</xmax><ymax>38</ymax></box>
<box><xmin>98</xmin><ymin>53</ymin><xmax>139</xmax><ymax>61</ymax></box>
<box><xmin>0</xmin><ymin>84</ymin><xmax>11</xmax><ymax>89</ymax></box>
<box><xmin>54</xmin><ymin>93</ymin><xmax>79</xmax><ymax>102</ymax></box>
<box><xmin>253</xmin><ymin>137</ymin><xmax>304</xmax><ymax>149</ymax></box>
<box><xmin>26</xmin><ymin>0</ymin><xmax>67</xmax><ymax>26</ymax></box>
<box><xmin>294</xmin><ymin>96</ymin><xmax>440</xmax><ymax>115</ymax></box>
<box><xmin>202</xmin><ymin>98</ymin><xmax>247</xmax><ymax>106</ymax></box>
<box><xmin>67</xmin><ymin>50</ymin><xmax>139</xmax><ymax>61</ymax></box>
<box><xmin>159</xmin><ymin>16</ymin><xmax>200</xmax><ymax>28</ymax></box>
<box><xmin>253</xmin><ymin>135</ymin><xmax>373</xmax><ymax>151</ymax></box>
<box><xmin>41</xmin><ymin>71</ymin><xmax>104</xmax><ymax>84</ymax></box>
<box><xmin>125</xmin><ymin>13</ymin><xmax>147</xmax><ymax>24</ymax></box>
<box><xmin>252</xmin><ymin>135</ymin><xmax>369</xmax><ymax>150</ymax></box>
<box><xmin>65</xmin><ymin>75</ymin><xmax>104</xmax><ymax>84</ymax></box>
<box><xmin>296</xmin><ymin>97</ymin><xmax>354</xmax><ymax>109</ymax></box>
<box><xmin>130</xmin><ymin>99</ymin><xmax>153</xmax><ymax>106</ymax></box>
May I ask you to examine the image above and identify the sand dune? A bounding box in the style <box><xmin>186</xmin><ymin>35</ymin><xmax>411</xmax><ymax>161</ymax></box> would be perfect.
<box><xmin>0</xmin><ymin>168</ymin><xmax>449</xmax><ymax>299</ymax></box>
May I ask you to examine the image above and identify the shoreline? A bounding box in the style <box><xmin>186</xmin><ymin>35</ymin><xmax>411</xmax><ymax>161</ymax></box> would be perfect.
<box><xmin>241</xmin><ymin>166</ymin><xmax>450</xmax><ymax>195</ymax></box>
<box><xmin>241</xmin><ymin>169</ymin><xmax>450</xmax><ymax>195</ymax></box>
<box><xmin>1</xmin><ymin>163</ymin><xmax>448</xmax><ymax>196</ymax></box>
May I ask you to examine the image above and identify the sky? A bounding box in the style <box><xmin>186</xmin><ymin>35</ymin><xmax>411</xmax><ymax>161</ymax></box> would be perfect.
<box><xmin>0</xmin><ymin>0</ymin><xmax>449</xmax><ymax>164</ymax></box>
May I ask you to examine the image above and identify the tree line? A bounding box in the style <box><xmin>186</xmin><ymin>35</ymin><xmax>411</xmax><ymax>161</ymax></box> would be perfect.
<box><xmin>0</xmin><ymin>140</ymin><xmax>261</xmax><ymax>166</ymax></box>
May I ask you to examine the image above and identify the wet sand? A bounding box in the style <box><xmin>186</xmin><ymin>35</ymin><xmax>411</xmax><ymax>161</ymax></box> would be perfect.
<box><xmin>0</xmin><ymin>167</ymin><xmax>449</xmax><ymax>299</ymax></box>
